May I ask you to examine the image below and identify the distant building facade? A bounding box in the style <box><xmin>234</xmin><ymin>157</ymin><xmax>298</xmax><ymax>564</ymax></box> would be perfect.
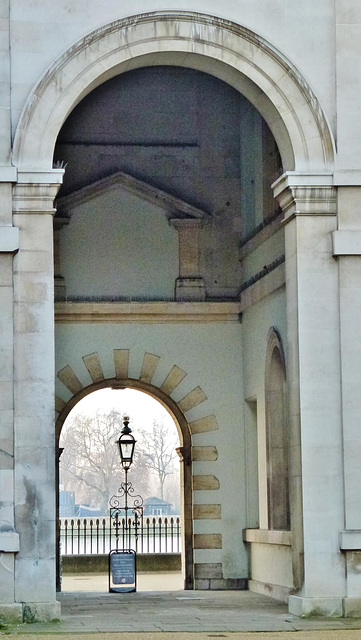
<box><xmin>1</xmin><ymin>0</ymin><xmax>361</xmax><ymax>623</ymax></box>
<box><xmin>144</xmin><ymin>497</ymin><xmax>173</xmax><ymax>517</ymax></box>
<box><xmin>59</xmin><ymin>490</ymin><xmax>76</xmax><ymax>518</ymax></box>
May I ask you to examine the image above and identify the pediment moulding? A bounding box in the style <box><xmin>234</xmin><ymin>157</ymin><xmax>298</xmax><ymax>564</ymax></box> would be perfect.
<box><xmin>12</xmin><ymin>11</ymin><xmax>335</xmax><ymax>174</ymax></box>
<box><xmin>55</xmin><ymin>170</ymin><xmax>211</xmax><ymax>222</ymax></box>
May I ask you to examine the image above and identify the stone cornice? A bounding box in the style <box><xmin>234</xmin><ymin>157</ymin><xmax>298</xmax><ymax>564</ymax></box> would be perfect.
<box><xmin>54</xmin><ymin>301</ymin><xmax>242</xmax><ymax>323</ymax></box>
<box><xmin>56</xmin><ymin>170</ymin><xmax>211</xmax><ymax>220</ymax></box>
<box><xmin>17</xmin><ymin>169</ymin><xmax>65</xmax><ymax>184</ymax></box>
<box><xmin>13</xmin><ymin>182</ymin><xmax>62</xmax><ymax>214</ymax></box>
<box><xmin>272</xmin><ymin>172</ymin><xmax>337</xmax><ymax>221</ymax></box>
<box><xmin>239</xmin><ymin>213</ymin><xmax>283</xmax><ymax>260</ymax></box>
<box><xmin>239</xmin><ymin>261</ymin><xmax>285</xmax><ymax>312</ymax></box>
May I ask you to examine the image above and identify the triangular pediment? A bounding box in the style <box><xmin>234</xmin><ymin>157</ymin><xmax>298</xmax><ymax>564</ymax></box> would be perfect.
<box><xmin>55</xmin><ymin>171</ymin><xmax>211</xmax><ymax>221</ymax></box>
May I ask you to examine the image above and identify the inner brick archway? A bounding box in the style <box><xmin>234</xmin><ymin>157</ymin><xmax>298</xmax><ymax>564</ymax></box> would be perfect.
<box><xmin>55</xmin><ymin>351</ymin><xmax>222</xmax><ymax>591</ymax></box>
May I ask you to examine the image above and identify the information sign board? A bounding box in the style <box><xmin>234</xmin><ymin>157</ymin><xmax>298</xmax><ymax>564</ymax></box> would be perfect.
<box><xmin>111</xmin><ymin>552</ymin><xmax>135</xmax><ymax>585</ymax></box>
<box><xmin>109</xmin><ymin>549</ymin><xmax>136</xmax><ymax>592</ymax></box>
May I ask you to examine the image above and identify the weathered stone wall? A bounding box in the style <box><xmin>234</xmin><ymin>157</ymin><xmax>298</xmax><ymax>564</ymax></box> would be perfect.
<box><xmin>3</xmin><ymin>0</ymin><xmax>361</xmax><ymax>622</ymax></box>
<box><xmin>9</xmin><ymin>1</ymin><xmax>336</xmax><ymax>141</ymax></box>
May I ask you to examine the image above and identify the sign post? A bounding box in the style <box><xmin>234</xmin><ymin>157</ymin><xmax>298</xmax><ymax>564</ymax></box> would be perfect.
<box><xmin>108</xmin><ymin>416</ymin><xmax>143</xmax><ymax>593</ymax></box>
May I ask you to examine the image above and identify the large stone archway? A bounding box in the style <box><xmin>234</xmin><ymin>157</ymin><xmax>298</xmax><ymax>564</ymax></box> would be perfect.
<box><xmin>13</xmin><ymin>11</ymin><xmax>334</xmax><ymax>174</ymax></box>
<box><xmin>6</xmin><ymin>9</ymin><xmax>344</xmax><ymax>623</ymax></box>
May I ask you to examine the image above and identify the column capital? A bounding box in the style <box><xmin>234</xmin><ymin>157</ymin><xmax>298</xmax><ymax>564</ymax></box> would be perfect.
<box><xmin>272</xmin><ymin>172</ymin><xmax>337</xmax><ymax>221</ymax></box>
<box><xmin>13</xmin><ymin>182</ymin><xmax>62</xmax><ymax>215</ymax></box>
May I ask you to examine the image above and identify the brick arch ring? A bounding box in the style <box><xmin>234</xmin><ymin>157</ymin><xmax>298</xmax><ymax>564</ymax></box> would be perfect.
<box><xmin>55</xmin><ymin>349</ymin><xmax>221</xmax><ymax>589</ymax></box>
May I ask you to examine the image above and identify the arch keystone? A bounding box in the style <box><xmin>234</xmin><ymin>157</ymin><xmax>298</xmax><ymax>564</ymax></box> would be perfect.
<box><xmin>113</xmin><ymin>349</ymin><xmax>130</xmax><ymax>379</ymax></box>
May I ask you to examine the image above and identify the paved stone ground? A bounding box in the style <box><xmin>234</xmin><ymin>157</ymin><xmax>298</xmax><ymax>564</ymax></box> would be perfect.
<box><xmin>4</xmin><ymin>633</ymin><xmax>361</xmax><ymax>640</ymax></box>
<box><xmin>3</xmin><ymin>587</ymin><xmax>361</xmax><ymax>638</ymax></box>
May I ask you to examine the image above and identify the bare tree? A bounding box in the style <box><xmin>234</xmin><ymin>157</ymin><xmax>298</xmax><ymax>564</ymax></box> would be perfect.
<box><xmin>137</xmin><ymin>418</ymin><xmax>178</xmax><ymax>500</ymax></box>
<box><xmin>60</xmin><ymin>409</ymin><xmax>149</xmax><ymax>514</ymax></box>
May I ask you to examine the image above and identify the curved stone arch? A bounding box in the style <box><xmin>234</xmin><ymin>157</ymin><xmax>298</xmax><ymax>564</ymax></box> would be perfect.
<box><xmin>55</xmin><ymin>349</ymin><xmax>222</xmax><ymax>589</ymax></box>
<box><xmin>265</xmin><ymin>326</ymin><xmax>286</xmax><ymax>379</ymax></box>
<box><xmin>13</xmin><ymin>11</ymin><xmax>335</xmax><ymax>174</ymax></box>
<box><xmin>264</xmin><ymin>327</ymin><xmax>289</xmax><ymax>531</ymax></box>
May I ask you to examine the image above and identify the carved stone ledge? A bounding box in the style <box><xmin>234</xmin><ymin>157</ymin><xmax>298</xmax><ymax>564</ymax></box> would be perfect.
<box><xmin>54</xmin><ymin>301</ymin><xmax>242</xmax><ymax>323</ymax></box>
<box><xmin>272</xmin><ymin>172</ymin><xmax>336</xmax><ymax>221</ymax></box>
<box><xmin>13</xmin><ymin>183</ymin><xmax>62</xmax><ymax>214</ymax></box>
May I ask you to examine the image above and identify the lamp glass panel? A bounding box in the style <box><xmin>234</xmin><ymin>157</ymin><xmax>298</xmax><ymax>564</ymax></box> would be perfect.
<box><xmin>120</xmin><ymin>440</ymin><xmax>134</xmax><ymax>460</ymax></box>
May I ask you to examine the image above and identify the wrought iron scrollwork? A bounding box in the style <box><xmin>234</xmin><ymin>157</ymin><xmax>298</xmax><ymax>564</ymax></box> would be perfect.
<box><xmin>109</xmin><ymin>479</ymin><xmax>143</xmax><ymax>551</ymax></box>
<box><xmin>109</xmin><ymin>482</ymin><xmax>143</xmax><ymax>510</ymax></box>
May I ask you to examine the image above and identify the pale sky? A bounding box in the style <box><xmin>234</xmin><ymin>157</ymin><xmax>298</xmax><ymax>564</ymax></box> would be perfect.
<box><xmin>62</xmin><ymin>387</ymin><xmax>179</xmax><ymax>444</ymax></box>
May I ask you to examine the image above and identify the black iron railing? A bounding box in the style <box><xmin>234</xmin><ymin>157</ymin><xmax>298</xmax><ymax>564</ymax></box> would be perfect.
<box><xmin>59</xmin><ymin>516</ymin><xmax>181</xmax><ymax>555</ymax></box>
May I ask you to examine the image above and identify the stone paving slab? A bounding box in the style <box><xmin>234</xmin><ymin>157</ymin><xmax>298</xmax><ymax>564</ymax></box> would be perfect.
<box><xmin>4</xmin><ymin>632</ymin><xmax>361</xmax><ymax>640</ymax></box>
<box><xmin>3</xmin><ymin>590</ymin><xmax>361</xmax><ymax>637</ymax></box>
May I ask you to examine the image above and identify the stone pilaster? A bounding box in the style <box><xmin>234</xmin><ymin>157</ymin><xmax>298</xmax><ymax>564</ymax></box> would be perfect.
<box><xmin>12</xmin><ymin>173</ymin><xmax>62</xmax><ymax>621</ymax></box>
<box><xmin>169</xmin><ymin>219</ymin><xmax>205</xmax><ymax>301</ymax></box>
<box><xmin>333</xmin><ymin>186</ymin><xmax>361</xmax><ymax>614</ymax></box>
<box><xmin>0</xmin><ymin>0</ymin><xmax>11</xmax><ymax>167</ymax></box>
<box><xmin>0</xmin><ymin>177</ymin><xmax>21</xmax><ymax>621</ymax></box>
<box><xmin>273</xmin><ymin>173</ymin><xmax>345</xmax><ymax>617</ymax></box>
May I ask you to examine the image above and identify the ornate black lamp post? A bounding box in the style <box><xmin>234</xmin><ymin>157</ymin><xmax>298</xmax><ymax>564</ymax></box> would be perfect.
<box><xmin>116</xmin><ymin>416</ymin><xmax>136</xmax><ymax>509</ymax></box>
<box><xmin>109</xmin><ymin>416</ymin><xmax>143</xmax><ymax>593</ymax></box>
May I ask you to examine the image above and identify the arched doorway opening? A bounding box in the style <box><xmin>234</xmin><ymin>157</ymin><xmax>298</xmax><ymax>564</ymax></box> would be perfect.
<box><xmin>56</xmin><ymin>378</ymin><xmax>194</xmax><ymax>592</ymax></box>
<box><xmin>57</xmin><ymin>386</ymin><xmax>186</xmax><ymax>592</ymax></box>
<box><xmin>52</xmin><ymin>59</ymin><xmax>282</xmax><ymax>594</ymax></box>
